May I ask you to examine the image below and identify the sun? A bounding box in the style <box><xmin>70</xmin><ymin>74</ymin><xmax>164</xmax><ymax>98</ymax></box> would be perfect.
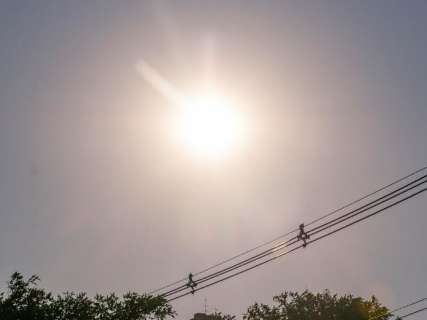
<box><xmin>175</xmin><ymin>93</ymin><xmax>244</xmax><ymax>159</ymax></box>
<box><xmin>135</xmin><ymin>61</ymin><xmax>247</xmax><ymax>160</ymax></box>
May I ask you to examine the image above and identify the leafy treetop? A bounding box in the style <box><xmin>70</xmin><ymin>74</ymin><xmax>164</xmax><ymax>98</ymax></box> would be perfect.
<box><xmin>0</xmin><ymin>272</ymin><xmax>175</xmax><ymax>320</ymax></box>
<box><xmin>244</xmin><ymin>290</ymin><xmax>390</xmax><ymax>320</ymax></box>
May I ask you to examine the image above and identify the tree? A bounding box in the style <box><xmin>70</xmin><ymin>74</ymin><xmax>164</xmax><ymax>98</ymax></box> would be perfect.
<box><xmin>244</xmin><ymin>290</ymin><xmax>391</xmax><ymax>320</ymax></box>
<box><xmin>0</xmin><ymin>272</ymin><xmax>175</xmax><ymax>320</ymax></box>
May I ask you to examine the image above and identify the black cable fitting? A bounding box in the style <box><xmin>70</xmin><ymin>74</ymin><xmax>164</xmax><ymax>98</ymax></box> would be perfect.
<box><xmin>187</xmin><ymin>273</ymin><xmax>197</xmax><ymax>294</ymax></box>
<box><xmin>297</xmin><ymin>223</ymin><xmax>310</xmax><ymax>248</ymax></box>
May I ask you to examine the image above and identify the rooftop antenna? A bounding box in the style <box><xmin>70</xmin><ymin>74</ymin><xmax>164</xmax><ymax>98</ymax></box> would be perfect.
<box><xmin>204</xmin><ymin>297</ymin><xmax>208</xmax><ymax>314</ymax></box>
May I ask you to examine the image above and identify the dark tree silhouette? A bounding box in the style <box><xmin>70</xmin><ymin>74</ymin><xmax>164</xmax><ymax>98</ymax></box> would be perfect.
<box><xmin>244</xmin><ymin>290</ymin><xmax>391</xmax><ymax>320</ymax></box>
<box><xmin>0</xmin><ymin>272</ymin><xmax>175</xmax><ymax>320</ymax></box>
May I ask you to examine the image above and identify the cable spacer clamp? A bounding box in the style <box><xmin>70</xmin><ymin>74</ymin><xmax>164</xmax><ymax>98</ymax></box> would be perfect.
<box><xmin>297</xmin><ymin>223</ymin><xmax>310</xmax><ymax>248</ymax></box>
<box><xmin>187</xmin><ymin>273</ymin><xmax>197</xmax><ymax>294</ymax></box>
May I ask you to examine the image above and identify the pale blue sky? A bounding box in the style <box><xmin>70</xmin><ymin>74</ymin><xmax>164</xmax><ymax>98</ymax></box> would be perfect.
<box><xmin>1</xmin><ymin>1</ymin><xmax>427</xmax><ymax>319</ymax></box>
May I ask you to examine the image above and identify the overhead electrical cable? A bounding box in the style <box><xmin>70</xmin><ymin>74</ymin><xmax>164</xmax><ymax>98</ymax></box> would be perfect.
<box><xmin>167</xmin><ymin>188</ymin><xmax>427</xmax><ymax>302</ymax></box>
<box><xmin>163</xmin><ymin>181</ymin><xmax>427</xmax><ymax>299</ymax></box>
<box><xmin>397</xmin><ymin>306</ymin><xmax>427</xmax><ymax>319</ymax></box>
<box><xmin>306</xmin><ymin>178</ymin><xmax>427</xmax><ymax>239</ymax></box>
<box><xmin>160</xmin><ymin>175</ymin><xmax>427</xmax><ymax>298</ymax></box>
<box><xmin>161</xmin><ymin>180</ymin><xmax>427</xmax><ymax>299</ymax></box>
<box><xmin>164</xmin><ymin>183</ymin><xmax>427</xmax><ymax>301</ymax></box>
<box><xmin>369</xmin><ymin>297</ymin><xmax>427</xmax><ymax>320</ymax></box>
<box><xmin>149</xmin><ymin>166</ymin><xmax>427</xmax><ymax>295</ymax></box>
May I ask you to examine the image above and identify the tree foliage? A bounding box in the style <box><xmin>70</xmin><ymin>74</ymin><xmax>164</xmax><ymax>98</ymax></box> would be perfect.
<box><xmin>0</xmin><ymin>272</ymin><xmax>175</xmax><ymax>320</ymax></box>
<box><xmin>244</xmin><ymin>290</ymin><xmax>391</xmax><ymax>320</ymax></box>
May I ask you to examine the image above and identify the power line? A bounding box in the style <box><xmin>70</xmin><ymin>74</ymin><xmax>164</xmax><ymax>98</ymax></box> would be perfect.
<box><xmin>397</xmin><ymin>306</ymin><xmax>427</xmax><ymax>319</ymax></box>
<box><xmin>304</xmin><ymin>165</ymin><xmax>427</xmax><ymax>228</ymax></box>
<box><xmin>162</xmin><ymin>178</ymin><xmax>427</xmax><ymax>299</ymax></box>
<box><xmin>166</xmin><ymin>186</ymin><xmax>427</xmax><ymax>301</ymax></box>
<box><xmin>149</xmin><ymin>166</ymin><xmax>427</xmax><ymax>295</ymax></box>
<box><xmin>369</xmin><ymin>297</ymin><xmax>427</xmax><ymax>320</ymax></box>
<box><xmin>307</xmin><ymin>187</ymin><xmax>427</xmax><ymax>248</ymax></box>
<box><xmin>160</xmin><ymin>176</ymin><xmax>427</xmax><ymax>298</ymax></box>
<box><xmin>307</xmin><ymin>178</ymin><xmax>427</xmax><ymax>239</ymax></box>
<box><xmin>390</xmin><ymin>297</ymin><xmax>427</xmax><ymax>316</ymax></box>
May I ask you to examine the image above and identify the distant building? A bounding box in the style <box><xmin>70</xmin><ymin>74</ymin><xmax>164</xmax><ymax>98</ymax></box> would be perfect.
<box><xmin>191</xmin><ymin>313</ymin><xmax>221</xmax><ymax>320</ymax></box>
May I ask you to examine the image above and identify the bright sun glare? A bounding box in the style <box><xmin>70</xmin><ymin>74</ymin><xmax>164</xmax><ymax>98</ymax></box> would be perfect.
<box><xmin>175</xmin><ymin>94</ymin><xmax>244</xmax><ymax>159</ymax></box>
<box><xmin>135</xmin><ymin>61</ymin><xmax>246</xmax><ymax>160</ymax></box>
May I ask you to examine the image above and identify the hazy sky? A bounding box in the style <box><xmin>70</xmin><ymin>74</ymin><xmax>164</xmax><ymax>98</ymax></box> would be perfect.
<box><xmin>1</xmin><ymin>1</ymin><xmax>427</xmax><ymax>319</ymax></box>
